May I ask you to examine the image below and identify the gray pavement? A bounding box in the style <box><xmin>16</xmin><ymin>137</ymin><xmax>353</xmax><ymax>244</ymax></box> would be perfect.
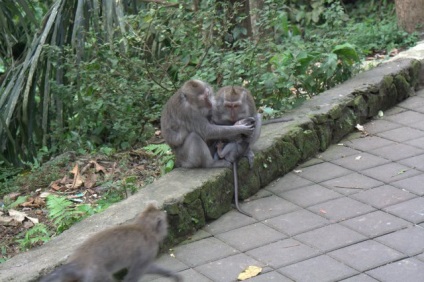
<box><xmin>143</xmin><ymin>89</ymin><xmax>424</xmax><ymax>282</ymax></box>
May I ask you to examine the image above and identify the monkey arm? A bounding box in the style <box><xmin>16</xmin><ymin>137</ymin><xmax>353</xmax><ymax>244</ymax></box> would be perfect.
<box><xmin>201</xmin><ymin>122</ymin><xmax>254</xmax><ymax>142</ymax></box>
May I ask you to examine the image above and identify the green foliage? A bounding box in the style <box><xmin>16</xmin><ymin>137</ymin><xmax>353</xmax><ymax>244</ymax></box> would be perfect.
<box><xmin>0</xmin><ymin>0</ymin><xmax>418</xmax><ymax>168</ymax></box>
<box><xmin>2</xmin><ymin>195</ymin><xmax>28</xmax><ymax>210</ymax></box>
<box><xmin>16</xmin><ymin>223</ymin><xmax>50</xmax><ymax>250</ymax></box>
<box><xmin>144</xmin><ymin>144</ymin><xmax>175</xmax><ymax>174</ymax></box>
<box><xmin>46</xmin><ymin>195</ymin><xmax>99</xmax><ymax>233</ymax></box>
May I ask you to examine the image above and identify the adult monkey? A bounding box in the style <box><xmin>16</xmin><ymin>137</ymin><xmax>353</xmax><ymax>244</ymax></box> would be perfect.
<box><xmin>212</xmin><ymin>86</ymin><xmax>292</xmax><ymax>216</ymax></box>
<box><xmin>160</xmin><ymin>80</ymin><xmax>255</xmax><ymax>168</ymax></box>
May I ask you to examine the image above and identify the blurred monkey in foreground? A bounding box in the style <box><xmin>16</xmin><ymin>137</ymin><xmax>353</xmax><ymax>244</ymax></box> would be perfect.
<box><xmin>40</xmin><ymin>203</ymin><xmax>181</xmax><ymax>282</ymax></box>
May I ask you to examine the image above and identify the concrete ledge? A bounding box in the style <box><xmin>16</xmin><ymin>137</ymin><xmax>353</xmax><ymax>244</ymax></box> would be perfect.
<box><xmin>1</xmin><ymin>44</ymin><xmax>424</xmax><ymax>281</ymax></box>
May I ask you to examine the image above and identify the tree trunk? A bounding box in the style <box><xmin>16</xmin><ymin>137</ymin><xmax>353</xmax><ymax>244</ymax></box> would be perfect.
<box><xmin>395</xmin><ymin>0</ymin><xmax>424</xmax><ymax>35</ymax></box>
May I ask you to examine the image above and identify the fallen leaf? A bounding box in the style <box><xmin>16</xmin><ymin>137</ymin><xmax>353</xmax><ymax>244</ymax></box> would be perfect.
<box><xmin>70</xmin><ymin>164</ymin><xmax>83</xmax><ymax>189</ymax></box>
<box><xmin>40</xmin><ymin>192</ymin><xmax>51</xmax><ymax>198</ymax></box>
<box><xmin>85</xmin><ymin>172</ymin><xmax>98</xmax><ymax>189</ymax></box>
<box><xmin>50</xmin><ymin>180</ymin><xmax>61</xmax><ymax>190</ymax></box>
<box><xmin>23</xmin><ymin>221</ymin><xmax>34</xmax><ymax>229</ymax></box>
<box><xmin>238</xmin><ymin>266</ymin><xmax>262</xmax><ymax>281</ymax></box>
<box><xmin>90</xmin><ymin>160</ymin><xmax>106</xmax><ymax>174</ymax></box>
<box><xmin>355</xmin><ymin>124</ymin><xmax>364</xmax><ymax>132</ymax></box>
<box><xmin>9</xmin><ymin>209</ymin><xmax>26</xmax><ymax>223</ymax></box>
<box><xmin>26</xmin><ymin>216</ymin><xmax>39</xmax><ymax>224</ymax></box>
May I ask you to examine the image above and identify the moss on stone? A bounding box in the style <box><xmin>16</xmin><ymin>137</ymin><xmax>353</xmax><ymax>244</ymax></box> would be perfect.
<box><xmin>315</xmin><ymin>123</ymin><xmax>333</xmax><ymax>151</ymax></box>
<box><xmin>409</xmin><ymin>59</ymin><xmax>421</xmax><ymax>89</ymax></box>
<box><xmin>274</xmin><ymin>140</ymin><xmax>302</xmax><ymax>173</ymax></box>
<box><xmin>200</xmin><ymin>179</ymin><xmax>232</xmax><ymax>219</ymax></box>
<box><xmin>332</xmin><ymin>108</ymin><xmax>356</xmax><ymax>143</ymax></box>
<box><xmin>394</xmin><ymin>74</ymin><xmax>412</xmax><ymax>102</ymax></box>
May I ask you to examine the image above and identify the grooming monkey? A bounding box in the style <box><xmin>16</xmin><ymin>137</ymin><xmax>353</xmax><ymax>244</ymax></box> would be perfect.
<box><xmin>40</xmin><ymin>203</ymin><xmax>181</xmax><ymax>282</ymax></box>
<box><xmin>160</xmin><ymin>79</ymin><xmax>255</xmax><ymax>168</ymax></box>
<box><xmin>212</xmin><ymin>86</ymin><xmax>292</xmax><ymax>216</ymax></box>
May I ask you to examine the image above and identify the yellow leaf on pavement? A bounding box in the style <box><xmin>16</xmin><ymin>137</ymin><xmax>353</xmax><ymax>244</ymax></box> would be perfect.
<box><xmin>237</xmin><ymin>266</ymin><xmax>262</xmax><ymax>281</ymax></box>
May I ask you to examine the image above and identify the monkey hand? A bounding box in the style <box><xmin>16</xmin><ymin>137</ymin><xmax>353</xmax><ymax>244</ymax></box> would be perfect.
<box><xmin>235</xmin><ymin>117</ymin><xmax>256</xmax><ymax>126</ymax></box>
<box><xmin>234</xmin><ymin>123</ymin><xmax>255</xmax><ymax>136</ymax></box>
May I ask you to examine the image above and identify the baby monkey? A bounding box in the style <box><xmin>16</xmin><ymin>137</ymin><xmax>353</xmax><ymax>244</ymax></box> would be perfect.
<box><xmin>41</xmin><ymin>203</ymin><xmax>181</xmax><ymax>282</ymax></box>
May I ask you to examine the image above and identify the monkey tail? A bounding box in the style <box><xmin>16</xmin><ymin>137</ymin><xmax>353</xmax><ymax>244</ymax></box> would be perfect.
<box><xmin>40</xmin><ymin>263</ymin><xmax>82</xmax><ymax>282</ymax></box>
<box><xmin>233</xmin><ymin>162</ymin><xmax>252</xmax><ymax>217</ymax></box>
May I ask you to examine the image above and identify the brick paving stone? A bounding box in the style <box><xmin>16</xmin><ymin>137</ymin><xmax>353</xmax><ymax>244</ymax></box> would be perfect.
<box><xmin>317</xmin><ymin>145</ymin><xmax>360</xmax><ymax>161</ymax></box>
<box><xmin>339</xmin><ymin>274</ymin><xmax>379</xmax><ymax>282</ymax></box>
<box><xmin>294</xmin><ymin>224</ymin><xmax>367</xmax><ymax>252</ymax></box>
<box><xmin>245</xmin><ymin>271</ymin><xmax>293</xmax><ymax>282</ymax></box>
<box><xmin>241</xmin><ymin>195</ymin><xmax>300</xmax><ymax>221</ymax></box>
<box><xmin>331</xmin><ymin>152</ymin><xmax>391</xmax><ymax>171</ymax></box>
<box><xmin>370</xmin><ymin>143</ymin><xmax>424</xmax><ymax>161</ymax></box>
<box><xmin>141</xmin><ymin>254</ymin><xmax>188</xmax><ymax>282</ymax></box>
<box><xmin>398</xmin><ymin>96</ymin><xmax>424</xmax><ymax>110</ymax></box>
<box><xmin>361</xmin><ymin>162</ymin><xmax>421</xmax><ymax>183</ymax></box>
<box><xmin>328</xmin><ymin>240</ymin><xmax>405</xmax><ymax>272</ymax></box>
<box><xmin>215</xmin><ymin>223</ymin><xmax>285</xmax><ymax>252</ymax></box>
<box><xmin>194</xmin><ymin>253</ymin><xmax>265</xmax><ymax>282</ymax></box>
<box><xmin>308</xmin><ymin>197</ymin><xmax>376</xmax><ymax>222</ymax></box>
<box><xmin>340</xmin><ymin>210</ymin><xmax>411</xmax><ymax>237</ymax></box>
<box><xmin>351</xmin><ymin>185</ymin><xmax>416</xmax><ymax>209</ymax></box>
<box><xmin>265</xmin><ymin>209</ymin><xmax>330</xmax><ymax>236</ymax></box>
<box><xmin>363</xmin><ymin>119</ymin><xmax>402</xmax><ymax>134</ymax></box>
<box><xmin>320</xmin><ymin>173</ymin><xmax>384</xmax><ymax>195</ymax></box>
<box><xmin>391</xmin><ymin>174</ymin><xmax>424</xmax><ymax>196</ymax></box>
<box><xmin>399</xmin><ymin>153</ymin><xmax>424</xmax><ymax>171</ymax></box>
<box><xmin>384</xmin><ymin>197</ymin><xmax>424</xmax><ymax>224</ymax></box>
<box><xmin>408</xmin><ymin>120</ymin><xmax>424</xmax><ymax>130</ymax></box>
<box><xmin>279</xmin><ymin>255</ymin><xmax>358</xmax><ymax>282</ymax></box>
<box><xmin>375</xmin><ymin>127</ymin><xmax>424</xmax><ymax>143</ymax></box>
<box><xmin>265</xmin><ymin>173</ymin><xmax>313</xmax><ymax>194</ymax></box>
<box><xmin>173</xmin><ymin>237</ymin><xmax>238</xmax><ymax>267</ymax></box>
<box><xmin>203</xmin><ymin>210</ymin><xmax>256</xmax><ymax>235</ymax></box>
<box><xmin>366</xmin><ymin>258</ymin><xmax>424</xmax><ymax>282</ymax></box>
<box><xmin>149</xmin><ymin>269</ymin><xmax>212</xmax><ymax>282</ymax></box>
<box><xmin>297</xmin><ymin>162</ymin><xmax>352</xmax><ymax>183</ymax></box>
<box><xmin>246</xmin><ymin>239</ymin><xmax>320</xmax><ymax>268</ymax></box>
<box><xmin>279</xmin><ymin>184</ymin><xmax>342</xmax><ymax>207</ymax></box>
<box><xmin>405</xmin><ymin>136</ymin><xmax>424</xmax><ymax>150</ymax></box>
<box><xmin>342</xmin><ymin>135</ymin><xmax>395</xmax><ymax>151</ymax></box>
<box><xmin>375</xmin><ymin>226</ymin><xmax>424</xmax><ymax>256</ymax></box>
<box><xmin>385</xmin><ymin>110</ymin><xmax>424</xmax><ymax>125</ymax></box>
<box><xmin>384</xmin><ymin>106</ymin><xmax>407</xmax><ymax>116</ymax></box>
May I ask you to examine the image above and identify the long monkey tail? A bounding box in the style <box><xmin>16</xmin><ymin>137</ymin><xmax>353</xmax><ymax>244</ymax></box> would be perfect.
<box><xmin>233</xmin><ymin>162</ymin><xmax>252</xmax><ymax>217</ymax></box>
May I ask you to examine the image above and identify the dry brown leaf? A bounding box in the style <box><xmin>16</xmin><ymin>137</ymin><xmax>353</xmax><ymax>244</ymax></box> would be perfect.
<box><xmin>21</xmin><ymin>197</ymin><xmax>35</xmax><ymax>207</ymax></box>
<box><xmin>26</xmin><ymin>216</ymin><xmax>39</xmax><ymax>224</ymax></box>
<box><xmin>237</xmin><ymin>266</ymin><xmax>262</xmax><ymax>281</ymax></box>
<box><xmin>9</xmin><ymin>209</ymin><xmax>26</xmax><ymax>223</ymax></box>
<box><xmin>91</xmin><ymin>160</ymin><xmax>106</xmax><ymax>174</ymax></box>
<box><xmin>50</xmin><ymin>180</ymin><xmax>62</xmax><ymax>191</ymax></box>
<box><xmin>70</xmin><ymin>164</ymin><xmax>83</xmax><ymax>189</ymax></box>
<box><xmin>85</xmin><ymin>172</ymin><xmax>98</xmax><ymax>189</ymax></box>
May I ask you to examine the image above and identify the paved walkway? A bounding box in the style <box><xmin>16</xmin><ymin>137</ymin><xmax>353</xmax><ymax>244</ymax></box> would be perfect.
<box><xmin>143</xmin><ymin>89</ymin><xmax>424</xmax><ymax>282</ymax></box>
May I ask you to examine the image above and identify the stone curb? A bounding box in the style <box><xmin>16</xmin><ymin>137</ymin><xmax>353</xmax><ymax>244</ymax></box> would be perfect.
<box><xmin>1</xmin><ymin>43</ymin><xmax>424</xmax><ymax>281</ymax></box>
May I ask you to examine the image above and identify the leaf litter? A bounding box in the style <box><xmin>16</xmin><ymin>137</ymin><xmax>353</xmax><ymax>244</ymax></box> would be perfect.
<box><xmin>1</xmin><ymin>149</ymin><xmax>163</xmax><ymax>260</ymax></box>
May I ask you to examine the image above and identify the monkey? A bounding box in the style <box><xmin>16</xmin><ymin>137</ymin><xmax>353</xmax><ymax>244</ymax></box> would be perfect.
<box><xmin>40</xmin><ymin>203</ymin><xmax>181</xmax><ymax>282</ymax></box>
<box><xmin>212</xmin><ymin>86</ymin><xmax>292</xmax><ymax>216</ymax></box>
<box><xmin>160</xmin><ymin>79</ymin><xmax>255</xmax><ymax>169</ymax></box>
